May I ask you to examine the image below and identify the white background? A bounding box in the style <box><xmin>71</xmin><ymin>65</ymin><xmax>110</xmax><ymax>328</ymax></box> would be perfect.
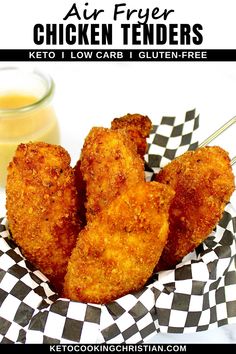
<box><xmin>0</xmin><ymin>0</ymin><xmax>236</xmax><ymax>344</ymax></box>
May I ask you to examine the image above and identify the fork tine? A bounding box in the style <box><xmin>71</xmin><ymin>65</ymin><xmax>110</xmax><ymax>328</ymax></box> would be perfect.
<box><xmin>198</xmin><ymin>116</ymin><xmax>236</xmax><ymax>148</ymax></box>
<box><xmin>231</xmin><ymin>156</ymin><xmax>236</xmax><ymax>166</ymax></box>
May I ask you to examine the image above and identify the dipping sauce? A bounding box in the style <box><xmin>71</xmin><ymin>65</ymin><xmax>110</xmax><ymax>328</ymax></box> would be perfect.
<box><xmin>0</xmin><ymin>68</ymin><xmax>60</xmax><ymax>187</ymax></box>
<box><xmin>0</xmin><ymin>93</ymin><xmax>37</xmax><ymax>109</ymax></box>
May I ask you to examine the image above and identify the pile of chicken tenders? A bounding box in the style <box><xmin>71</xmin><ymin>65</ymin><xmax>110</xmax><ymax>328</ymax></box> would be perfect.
<box><xmin>6</xmin><ymin>113</ymin><xmax>235</xmax><ymax>304</ymax></box>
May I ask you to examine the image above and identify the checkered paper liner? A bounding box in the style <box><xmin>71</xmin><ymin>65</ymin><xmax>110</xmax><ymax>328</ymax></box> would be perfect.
<box><xmin>0</xmin><ymin>109</ymin><xmax>236</xmax><ymax>344</ymax></box>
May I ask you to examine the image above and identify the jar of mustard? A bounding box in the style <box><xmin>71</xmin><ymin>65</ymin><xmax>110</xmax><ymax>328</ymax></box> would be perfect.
<box><xmin>0</xmin><ymin>67</ymin><xmax>60</xmax><ymax>187</ymax></box>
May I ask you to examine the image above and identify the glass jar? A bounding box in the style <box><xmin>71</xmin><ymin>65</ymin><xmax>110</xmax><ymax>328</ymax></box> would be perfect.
<box><xmin>0</xmin><ymin>67</ymin><xmax>60</xmax><ymax>187</ymax></box>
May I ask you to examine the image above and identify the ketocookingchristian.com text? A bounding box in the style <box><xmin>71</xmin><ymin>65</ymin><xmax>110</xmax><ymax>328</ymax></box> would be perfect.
<box><xmin>49</xmin><ymin>344</ymin><xmax>187</xmax><ymax>352</ymax></box>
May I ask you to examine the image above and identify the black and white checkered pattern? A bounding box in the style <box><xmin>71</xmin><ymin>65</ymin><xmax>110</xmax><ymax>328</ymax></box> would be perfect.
<box><xmin>0</xmin><ymin>112</ymin><xmax>236</xmax><ymax>343</ymax></box>
<box><xmin>146</xmin><ymin>109</ymin><xmax>199</xmax><ymax>175</ymax></box>
<box><xmin>153</xmin><ymin>204</ymin><xmax>236</xmax><ymax>334</ymax></box>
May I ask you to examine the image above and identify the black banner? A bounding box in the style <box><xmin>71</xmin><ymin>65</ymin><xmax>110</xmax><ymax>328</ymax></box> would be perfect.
<box><xmin>0</xmin><ymin>49</ymin><xmax>236</xmax><ymax>61</ymax></box>
<box><xmin>0</xmin><ymin>344</ymin><xmax>236</xmax><ymax>353</ymax></box>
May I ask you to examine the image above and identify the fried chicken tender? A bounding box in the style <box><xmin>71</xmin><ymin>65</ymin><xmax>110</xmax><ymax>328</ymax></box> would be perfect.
<box><xmin>111</xmin><ymin>113</ymin><xmax>152</xmax><ymax>157</ymax></box>
<box><xmin>79</xmin><ymin>127</ymin><xmax>145</xmax><ymax>222</ymax></box>
<box><xmin>6</xmin><ymin>142</ymin><xmax>81</xmax><ymax>292</ymax></box>
<box><xmin>155</xmin><ymin>146</ymin><xmax>235</xmax><ymax>271</ymax></box>
<box><xmin>74</xmin><ymin>160</ymin><xmax>87</xmax><ymax>227</ymax></box>
<box><xmin>64</xmin><ymin>182</ymin><xmax>175</xmax><ymax>304</ymax></box>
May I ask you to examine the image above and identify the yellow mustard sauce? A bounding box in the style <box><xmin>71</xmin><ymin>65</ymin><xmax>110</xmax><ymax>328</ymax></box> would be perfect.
<box><xmin>0</xmin><ymin>93</ymin><xmax>37</xmax><ymax>108</ymax></box>
<box><xmin>0</xmin><ymin>92</ymin><xmax>60</xmax><ymax>187</ymax></box>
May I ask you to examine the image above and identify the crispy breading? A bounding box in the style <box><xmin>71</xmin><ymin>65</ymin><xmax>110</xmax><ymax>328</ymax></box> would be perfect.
<box><xmin>111</xmin><ymin>113</ymin><xmax>152</xmax><ymax>157</ymax></box>
<box><xmin>63</xmin><ymin>182</ymin><xmax>175</xmax><ymax>304</ymax></box>
<box><xmin>79</xmin><ymin>127</ymin><xmax>145</xmax><ymax>222</ymax></box>
<box><xmin>155</xmin><ymin>146</ymin><xmax>235</xmax><ymax>270</ymax></box>
<box><xmin>74</xmin><ymin>160</ymin><xmax>87</xmax><ymax>227</ymax></box>
<box><xmin>6</xmin><ymin>142</ymin><xmax>81</xmax><ymax>292</ymax></box>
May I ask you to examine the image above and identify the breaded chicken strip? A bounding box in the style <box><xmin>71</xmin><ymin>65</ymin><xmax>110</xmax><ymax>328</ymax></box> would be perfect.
<box><xmin>79</xmin><ymin>127</ymin><xmax>145</xmax><ymax>222</ymax></box>
<box><xmin>155</xmin><ymin>146</ymin><xmax>235</xmax><ymax>271</ymax></box>
<box><xmin>6</xmin><ymin>142</ymin><xmax>81</xmax><ymax>292</ymax></box>
<box><xmin>64</xmin><ymin>182</ymin><xmax>175</xmax><ymax>304</ymax></box>
<box><xmin>74</xmin><ymin>160</ymin><xmax>87</xmax><ymax>227</ymax></box>
<box><xmin>111</xmin><ymin>113</ymin><xmax>152</xmax><ymax>157</ymax></box>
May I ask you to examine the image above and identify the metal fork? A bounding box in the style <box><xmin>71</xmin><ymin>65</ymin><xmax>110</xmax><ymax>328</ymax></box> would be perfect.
<box><xmin>198</xmin><ymin>116</ymin><xmax>236</xmax><ymax>165</ymax></box>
